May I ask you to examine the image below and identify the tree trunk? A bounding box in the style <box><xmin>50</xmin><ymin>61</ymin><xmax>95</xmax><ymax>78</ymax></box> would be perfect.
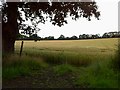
<box><xmin>2</xmin><ymin>2</ymin><xmax>18</xmax><ymax>54</ymax></box>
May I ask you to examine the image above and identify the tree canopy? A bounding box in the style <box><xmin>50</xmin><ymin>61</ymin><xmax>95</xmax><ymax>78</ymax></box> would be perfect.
<box><xmin>2</xmin><ymin>1</ymin><xmax>100</xmax><ymax>29</ymax></box>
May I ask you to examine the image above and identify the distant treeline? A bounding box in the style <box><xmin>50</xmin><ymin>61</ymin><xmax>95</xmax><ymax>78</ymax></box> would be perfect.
<box><xmin>17</xmin><ymin>31</ymin><xmax>120</xmax><ymax>41</ymax></box>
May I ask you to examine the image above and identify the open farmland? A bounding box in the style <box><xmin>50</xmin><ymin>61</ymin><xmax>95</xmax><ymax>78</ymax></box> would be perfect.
<box><xmin>15</xmin><ymin>38</ymin><xmax>118</xmax><ymax>55</ymax></box>
<box><xmin>15</xmin><ymin>38</ymin><xmax>118</xmax><ymax>64</ymax></box>
<box><xmin>3</xmin><ymin>38</ymin><xmax>119</xmax><ymax>88</ymax></box>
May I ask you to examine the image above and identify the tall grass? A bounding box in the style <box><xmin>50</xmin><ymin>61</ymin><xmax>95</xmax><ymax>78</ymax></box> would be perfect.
<box><xmin>41</xmin><ymin>51</ymin><xmax>93</xmax><ymax>66</ymax></box>
<box><xmin>111</xmin><ymin>42</ymin><xmax>120</xmax><ymax>70</ymax></box>
<box><xmin>74</xmin><ymin>58</ymin><xmax>119</xmax><ymax>88</ymax></box>
<box><xmin>3</xmin><ymin>54</ymin><xmax>48</xmax><ymax>79</ymax></box>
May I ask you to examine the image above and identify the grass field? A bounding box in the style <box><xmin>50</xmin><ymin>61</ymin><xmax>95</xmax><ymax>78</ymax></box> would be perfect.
<box><xmin>3</xmin><ymin>38</ymin><xmax>120</xmax><ymax>88</ymax></box>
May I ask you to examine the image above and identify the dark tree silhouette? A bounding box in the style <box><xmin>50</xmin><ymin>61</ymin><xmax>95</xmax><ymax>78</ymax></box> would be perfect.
<box><xmin>2</xmin><ymin>1</ymin><xmax>100</xmax><ymax>54</ymax></box>
<box><xmin>58</xmin><ymin>34</ymin><xmax>65</xmax><ymax>40</ymax></box>
<box><xmin>70</xmin><ymin>35</ymin><xmax>78</xmax><ymax>40</ymax></box>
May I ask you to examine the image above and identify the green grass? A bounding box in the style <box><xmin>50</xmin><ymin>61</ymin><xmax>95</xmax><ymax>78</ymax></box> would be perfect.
<box><xmin>3</xmin><ymin>38</ymin><xmax>119</xmax><ymax>88</ymax></box>
<box><xmin>3</xmin><ymin>55</ymin><xmax>48</xmax><ymax>79</ymax></box>
<box><xmin>74</xmin><ymin>59</ymin><xmax>119</xmax><ymax>88</ymax></box>
<box><xmin>53</xmin><ymin>64</ymin><xmax>76</xmax><ymax>76</ymax></box>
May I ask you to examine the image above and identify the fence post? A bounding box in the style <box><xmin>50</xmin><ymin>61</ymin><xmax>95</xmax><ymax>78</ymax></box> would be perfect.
<box><xmin>20</xmin><ymin>41</ymin><xmax>24</xmax><ymax>57</ymax></box>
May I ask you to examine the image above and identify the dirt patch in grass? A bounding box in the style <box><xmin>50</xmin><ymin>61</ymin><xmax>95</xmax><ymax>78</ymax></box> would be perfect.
<box><xmin>3</xmin><ymin>66</ymin><xmax>77</xmax><ymax>88</ymax></box>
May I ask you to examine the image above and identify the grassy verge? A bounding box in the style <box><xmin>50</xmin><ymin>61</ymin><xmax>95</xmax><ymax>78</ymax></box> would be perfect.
<box><xmin>3</xmin><ymin>53</ymin><xmax>119</xmax><ymax>88</ymax></box>
<box><xmin>3</xmin><ymin>54</ymin><xmax>48</xmax><ymax>79</ymax></box>
<box><xmin>74</xmin><ymin>60</ymin><xmax>119</xmax><ymax>88</ymax></box>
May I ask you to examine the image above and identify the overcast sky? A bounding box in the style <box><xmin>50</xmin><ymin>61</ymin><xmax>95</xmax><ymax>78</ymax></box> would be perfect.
<box><xmin>36</xmin><ymin>0</ymin><xmax>119</xmax><ymax>38</ymax></box>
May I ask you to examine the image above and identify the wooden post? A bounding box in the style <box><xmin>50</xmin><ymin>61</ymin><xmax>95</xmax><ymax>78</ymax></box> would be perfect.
<box><xmin>20</xmin><ymin>41</ymin><xmax>24</xmax><ymax>57</ymax></box>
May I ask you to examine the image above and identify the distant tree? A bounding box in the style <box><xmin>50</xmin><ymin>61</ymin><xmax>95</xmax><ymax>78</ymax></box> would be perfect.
<box><xmin>117</xmin><ymin>32</ymin><xmax>120</xmax><ymax>37</ymax></box>
<box><xmin>2</xmin><ymin>1</ymin><xmax>100</xmax><ymax>53</ymax></box>
<box><xmin>91</xmin><ymin>35</ymin><xmax>96</xmax><ymax>39</ymax></box>
<box><xmin>102</xmin><ymin>33</ymin><xmax>109</xmax><ymax>38</ymax></box>
<box><xmin>87</xmin><ymin>34</ymin><xmax>92</xmax><ymax>39</ymax></box>
<box><xmin>79</xmin><ymin>34</ymin><xmax>101</xmax><ymax>39</ymax></box>
<box><xmin>70</xmin><ymin>35</ymin><xmax>78</xmax><ymax>40</ymax></box>
<box><xmin>82</xmin><ymin>34</ymin><xmax>88</xmax><ymax>39</ymax></box>
<box><xmin>102</xmin><ymin>32</ymin><xmax>120</xmax><ymax>38</ymax></box>
<box><xmin>79</xmin><ymin>35</ymin><xmax>83</xmax><ymax>39</ymax></box>
<box><xmin>65</xmin><ymin>37</ymin><xmax>70</xmax><ymax>40</ymax></box>
<box><xmin>29</xmin><ymin>34</ymin><xmax>38</xmax><ymax>42</ymax></box>
<box><xmin>96</xmin><ymin>34</ymin><xmax>101</xmax><ymax>38</ymax></box>
<box><xmin>49</xmin><ymin>36</ymin><xmax>54</xmax><ymax>40</ymax></box>
<box><xmin>58</xmin><ymin>35</ymin><xmax>65</xmax><ymax>40</ymax></box>
<box><xmin>45</xmin><ymin>36</ymin><xmax>54</xmax><ymax>40</ymax></box>
<box><xmin>108</xmin><ymin>32</ymin><xmax>120</xmax><ymax>38</ymax></box>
